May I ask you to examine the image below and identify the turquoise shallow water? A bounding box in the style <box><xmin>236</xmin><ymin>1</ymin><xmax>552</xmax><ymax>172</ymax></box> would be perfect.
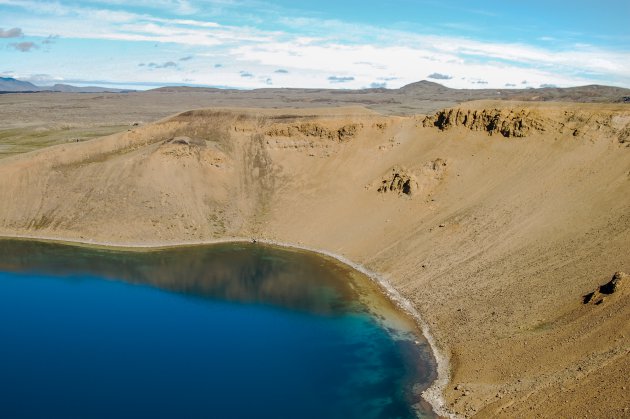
<box><xmin>0</xmin><ymin>239</ymin><xmax>436</xmax><ymax>418</ymax></box>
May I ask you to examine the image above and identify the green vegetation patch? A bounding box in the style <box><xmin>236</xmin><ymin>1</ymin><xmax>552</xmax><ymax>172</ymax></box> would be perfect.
<box><xmin>0</xmin><ymin>125</ymin><xmax>129</xmax><ymax>158</ymax></box>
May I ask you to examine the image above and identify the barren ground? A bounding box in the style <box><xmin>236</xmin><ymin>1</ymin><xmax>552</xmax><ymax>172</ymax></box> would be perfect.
<box><xmin>0</xmin><ymin>92</ymin><xmax>628</xmax><ymax>418</ymax></box>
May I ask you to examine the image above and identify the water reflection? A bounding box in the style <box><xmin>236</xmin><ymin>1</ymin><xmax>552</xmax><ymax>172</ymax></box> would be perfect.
<box><xmin>0</xmin><ymin>239</ymin><xmax>363</xmax><ymax>315</ymax></box>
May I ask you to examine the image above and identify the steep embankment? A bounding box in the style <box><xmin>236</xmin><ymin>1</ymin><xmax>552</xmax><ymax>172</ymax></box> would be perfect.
<box><xmin>0</xmin><ymin>101</ymin><xmax>629</xmax><ymax>418</ymax></box>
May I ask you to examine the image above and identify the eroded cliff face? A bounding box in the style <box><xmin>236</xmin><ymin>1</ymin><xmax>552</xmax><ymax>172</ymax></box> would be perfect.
<box><xmin>423</xmin><ymin>108</ymin><xmax>547</xmax><ymax>137</ymax></box>
<box><xmin>423</xmin><ymin>104</ymin><xmax>630</xmax><ymax>143</ymax></box>
<box><xmin>265</xmin><ymin>121</ymin><xmax>362</xmax><ymax>142</ymax></box>
<box><xmin>0</xmin><ymin>108</ymin><xmax>400</xmax><ymax>241</ymax></box>
<box><xmin>0</xmin><ymin>102</ymin><xmax>629</xmax><ymax>419</ymax></box>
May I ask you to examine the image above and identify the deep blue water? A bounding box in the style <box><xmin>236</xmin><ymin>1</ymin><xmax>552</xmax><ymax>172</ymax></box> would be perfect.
<box><xmin>0</xmin><ymin>240</ymin><xmax>436</xmax><ymax>418</ymax></box>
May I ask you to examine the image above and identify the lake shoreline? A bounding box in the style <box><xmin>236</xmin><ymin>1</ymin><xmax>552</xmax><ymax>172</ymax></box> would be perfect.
<box><xmin>0</xmin><ymin>232</ymin><xmax>454</xmax><ymax>418</ymax></box>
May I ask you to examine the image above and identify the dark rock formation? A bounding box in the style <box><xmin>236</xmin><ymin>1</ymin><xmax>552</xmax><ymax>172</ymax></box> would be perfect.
<box><xmin>583</xmin><ymin>271</ymin><xmax>627</xmax><ymax>305</ymax></box>
<box><xmin>167</xmin><ymin>136</ymin><xmax>206</xmax><ymax>146</ymax></box>
<box><xmin>599</xmin><ymin>271</ymin><xmax>626</xmax><ymax>294</ymax></box>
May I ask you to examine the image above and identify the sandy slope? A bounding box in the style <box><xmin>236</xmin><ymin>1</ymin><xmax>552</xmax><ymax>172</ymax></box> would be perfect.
<box><xmin>0</xmin><ymin>101</ymin><xmax>629</xmax><ymax>417</ymax></box>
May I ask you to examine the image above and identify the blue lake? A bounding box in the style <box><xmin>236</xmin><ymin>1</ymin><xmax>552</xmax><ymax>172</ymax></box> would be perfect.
<box><xmin>0</xmin><ymin>239</ymin><xmax>436</xmax><ymax>418</ymax></box>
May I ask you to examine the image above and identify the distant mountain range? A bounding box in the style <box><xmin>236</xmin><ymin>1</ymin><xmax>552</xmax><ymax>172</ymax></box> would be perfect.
<box><xmin>396</xmin><ymin>80</ymin><xmax>630</xmax><ymax>103</ymax></box>
<box><xmin>150</xmin><ymin>80</ymin><xmax>630</xmax><ymax>104</ymax></box>
<box><xmin>0</xmin><ymin>77</ymin><xmax>134</xmax><ymax>93</ymax></box>
<box><xmin>2</xmin><ymin>76</ymin><xmax>629</xmax><ymax>105</ymax></box>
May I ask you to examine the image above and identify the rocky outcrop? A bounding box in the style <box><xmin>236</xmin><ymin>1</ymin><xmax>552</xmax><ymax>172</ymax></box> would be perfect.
<box><xmin>167</xmin><ymin>136</ymin><xmax>206</xmax><ymax>146</ymax></box>
<box><xmin>376</xmin><ymin>158</ymin><xmax>447</xmax><ymax>197</ymax></box>
<box><xmin>265</xmin><ymin>122</ymin><xmax>361</xmax><ymax>142</ymax></box>
<box><xmin>618</xmin><ymin>126</ymin><xmax>630</xmax><ymax>144</ymax></box>
<box><xmin>424</xmin><ymin>107</ymin><xmax>630</xmax><ymax>145</ymax></box>
<box><xmin>159</xmin><ymin>136</ymin><xmax>209</xmax><ymax>159</ymax></box>
<box><xmin>423</xmin><ymin>108</ymin><xmax>547</xmax><ymax>137</ymax></box>
<box><xmin>583</xmin><ymin>271</ymin><xmax>627</xmax><ymax>305</ymax></box>
<box><xmin>378</xmin><ymin>166</ymin><xmax>416</xmax><ymax>195</ymax></box>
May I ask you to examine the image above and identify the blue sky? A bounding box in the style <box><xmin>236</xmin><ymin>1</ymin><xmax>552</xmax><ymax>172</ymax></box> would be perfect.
<box><xmin>1</xmin><ymin>0</ymin><xmax>629</xmax><ymax>89</ymax></box>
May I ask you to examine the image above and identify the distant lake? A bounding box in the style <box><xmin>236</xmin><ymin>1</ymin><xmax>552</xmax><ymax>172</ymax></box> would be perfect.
<box><xmin>0</xmin><ymin>239</ymin><xmax>436</xmax><ymax>418</ymax></box>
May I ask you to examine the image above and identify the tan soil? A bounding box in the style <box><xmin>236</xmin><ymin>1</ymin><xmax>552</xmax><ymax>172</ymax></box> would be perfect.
<box><xmin>0</xmin><ymin>100</ymin><xmax>629</xmax><ymax>418</ymax></box>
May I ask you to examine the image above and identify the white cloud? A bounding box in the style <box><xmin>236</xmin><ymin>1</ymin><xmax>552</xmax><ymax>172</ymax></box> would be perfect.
<box><xmin>1</xmin><ymin>0</ymin><xmax>629</xmax><ymax>89</ymax></box>
<box><xmin>153</xmin><ymin>18</ymin><xmax>221</xmax><ymax>28</ymax></box>
<box><xmin>229</xmin><ymin>42</ymin><xmax>555</xmax><ymax>88</ymax></box>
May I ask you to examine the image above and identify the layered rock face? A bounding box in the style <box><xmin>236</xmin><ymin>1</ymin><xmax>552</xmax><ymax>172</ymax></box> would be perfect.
<box><xmin>423</xmin><ymin>108</ymin><xmax>547</xmax><ymax>137</ymax></box>
<box><xmin>423</xmin><ymin>104</ymin><xmax>630</xmax><ymax>144</ymax></box>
